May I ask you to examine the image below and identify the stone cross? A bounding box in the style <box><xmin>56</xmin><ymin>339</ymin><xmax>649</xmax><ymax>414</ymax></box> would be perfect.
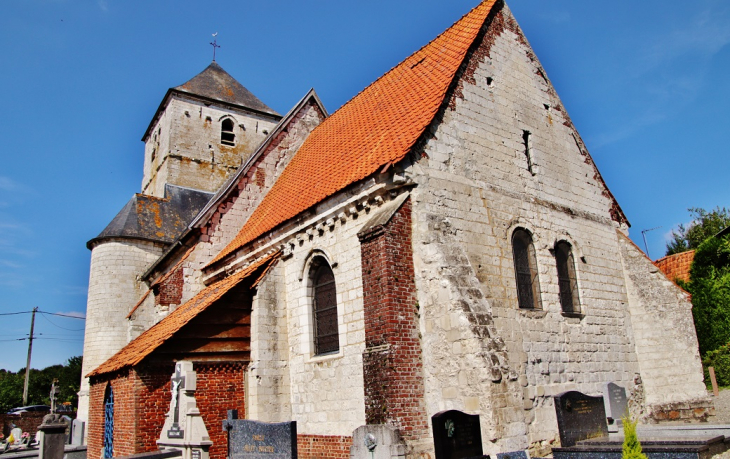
<box><xmin>158</xmin><ymin>361</ymin><xmax>211</xmax><ymax>459</ymax></box>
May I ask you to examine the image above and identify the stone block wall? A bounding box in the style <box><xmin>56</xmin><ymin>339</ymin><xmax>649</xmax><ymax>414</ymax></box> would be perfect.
<box><xmin>79</xmin><ymin>239</ymin><xmax>166</xmax><ymax>427</ymax></box>
<box><xmin>247</xmin><ymin>268</ymin><xmax>292</xmax><ymax>422</ymax></box>
<box><xmin>142</xmin><ymin>96</ymin><xmax>279</xmax><ymax>198</ymax></box>
<box><xmin>617</xmin><ymin>233</ymin><xmax>709</xmax><ymax>417</ymax></box>
<box><xmin>404</xmin><ymin>2</ymin><xmax>701</xmax><ymax>454</ymax></box>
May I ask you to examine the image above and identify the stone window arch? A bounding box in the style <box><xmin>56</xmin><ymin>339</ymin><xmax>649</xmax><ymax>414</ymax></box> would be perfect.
<box><xmin>555</xmin><ymin>240</ymin><xmax>580</xmax><ymax>314</ymax></box>
<box><xmin>512</xmin><ymin>228</ymin><xmax>541</xmax><ymax>310</ymax></box>
<box><xmin>310</xmin><ymin>257</ymin><xmax>339</xmax><ymax>355</ymax></box>
<box><xmin>221</xmin><ymin>118</ymin><xmax>235</xmax><ymax>146</ymax></box>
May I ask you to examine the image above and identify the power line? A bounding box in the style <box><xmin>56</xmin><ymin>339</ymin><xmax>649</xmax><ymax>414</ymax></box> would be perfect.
<box><xmin>38</xmin><ymin>312</ymin><xmax>85</xmax><ymax>331</ymax></box>
<box><xmin>0</xmin><ymin>311</ymin><xmax>32</xmax><ymax>316</ymax></box>
<box><xmin>39</xmin><ymin>311</ymin><xmax>86</xmax><ymax>320</ymax></box>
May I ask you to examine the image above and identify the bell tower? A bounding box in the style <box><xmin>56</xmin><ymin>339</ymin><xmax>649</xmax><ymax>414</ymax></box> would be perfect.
<box><xmin>141</xmin><ymin>62</ymin><xmax>282</xmax><ymax>197</ymax></box>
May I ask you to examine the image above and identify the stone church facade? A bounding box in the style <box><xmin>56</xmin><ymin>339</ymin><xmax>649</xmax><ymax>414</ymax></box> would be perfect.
<box><xmin>80</xmin><ymin>1</ymin><xmax>710</xmax><ymax>458</ymax></box>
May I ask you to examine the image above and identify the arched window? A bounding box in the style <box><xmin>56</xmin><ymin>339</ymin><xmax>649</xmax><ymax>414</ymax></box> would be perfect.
<box><xmin>555</xmin><ymin>241</ymin><xmax>580</xmax><ymax>314</ymax></box>
<box><xmin>103</xmin><ymin>385</ymin><xmax>114</xmax><ymax>459</ymax></box>
<box><xmin>311</xmin><ymin>259</ymin><xmax>339</xmax><ymax>355</ymax></box>
<box><xmin>512</xmin><ymin>228</ymin><xmax>541</xmax><ymax>310</ymax></box>
<box><xmin>221</xmin><ymin>118</ymin><xmax>235</xmax><ymax>146</ymax></box>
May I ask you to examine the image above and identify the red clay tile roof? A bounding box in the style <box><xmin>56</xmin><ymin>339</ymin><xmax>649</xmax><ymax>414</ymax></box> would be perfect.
<box><xmin>88</xmin><ymin>251</ymin><xmax>280</xmax><ymax>377</ymax></box>
<box><xmin>655</xmin><ymin>250</ymin><xmax>695</xmax><ymax>284</ymax></box>
<box><xmin>210</xmin><ymin>0</ymin><xmax>497</xmax><ymax>265</ymax></box>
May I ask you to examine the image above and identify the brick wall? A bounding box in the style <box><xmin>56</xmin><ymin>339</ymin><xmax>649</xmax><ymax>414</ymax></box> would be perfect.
<box><xmin>297</xmin><ymin>434</ymin><xmax>352</xmax><ymax>459</ymax></box>
<box><xmin>156</xmin><ymin>267</ymin><xmax>183</xmax><ymax>306</ymax></box>
<box><xmin>195</xmin><ymin>363</ymin><xmax>246</xmax><ymax>459</ymax></box>
<box><xmin>1</xmin><ymin>412</ymin><xmax>47</xmax><ymax>437</ymax></box>
<box><xmin>135</xmin><ymin>364</ymin><xmax>175</xmax><ymax>453</ymax></box>
<box><xmin>359</xmin><ymin>198</ymin><xmax>429</xmax><ymax>443</ymax></box>
<box><xmin>89</xmin><ymin>362</ymin><xmax>245</xmax><ymax>459</ymax></box>
<box><xmin>88</xmin><ymin>369</ymin><xmax>136</xmax><ymax>459</ymax></box>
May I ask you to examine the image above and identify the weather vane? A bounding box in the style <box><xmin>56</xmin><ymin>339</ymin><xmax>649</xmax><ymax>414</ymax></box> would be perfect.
<box><xmin>210</xmin><ymin>32</ymin><xmax>220</xmax><ymax>62</ymax></box>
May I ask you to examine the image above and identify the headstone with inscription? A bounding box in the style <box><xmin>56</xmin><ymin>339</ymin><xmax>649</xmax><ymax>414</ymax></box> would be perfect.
<box><xmin>223</xmin><ymin>410</ymin><xmax>297</xmax><ymax>459</ymax></box>
<box><xmin>431</xmin><ymin>410</ymin><xmax>486</xmax><ymax>459</ymax></box>
<box><xmin>70</xmin><ymin>419</ymin><xmax>85</xmax><ymax>446</ymax></box>
<box><xmin>553</xmin><ymin>391</ymin><xmax>608</xmax><ymax>447</ymax></box>
<box><xmin>495</xmin><ymin>451</ymin><xmax>528</xmax><ymax>459</ymax></box>
<box><xmin>350</xmin><ymin>424</ymin><xmax>405</xmax><ymax>459</ymax></box>
<box><xmin>157</xmin><ymin>361</ymin><xmax>213</xmax><ymax>459</ymax></box>
<box><xmin>602</xmin><ymin>382</ymin><xmax>629</xmax><ymax>433</ymax></box>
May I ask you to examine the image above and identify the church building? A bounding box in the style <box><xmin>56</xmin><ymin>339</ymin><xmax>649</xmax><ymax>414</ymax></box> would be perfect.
<box><xmin>79</xmin><ymin>1</ymin><xmax>711</xmax><ymax>458</ymax></box>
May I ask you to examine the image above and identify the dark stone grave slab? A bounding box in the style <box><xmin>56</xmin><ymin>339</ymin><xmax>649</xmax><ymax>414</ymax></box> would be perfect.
<box><xmin>223</xmin><ymin>410</ymin><xmax>297</xmax><ymax>459</ymax></box>
<box><xmin>602</xmin><ymin>383</ymin><xmax>628</xmax><ymax>432</ymax></box>
<box><xmin>553</xmin><ymin>391</ymin><xmax>608</xmax><ymax>447</ymax></box>
<box><xmin>495</xmin><ymin>451</ymin><xmax>528</xmax><ymax>459</ymax></box>
<box><xmin>432</xmin><ymin>410</ymin><xmax>487</xmax><ymax>459</ymax></box>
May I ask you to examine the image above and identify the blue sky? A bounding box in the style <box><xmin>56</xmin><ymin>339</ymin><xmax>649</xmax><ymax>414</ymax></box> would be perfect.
<box><xmin>0</xmin><ymin>0</ymin><xmax>728</xmax><ymax>373</ymax></box>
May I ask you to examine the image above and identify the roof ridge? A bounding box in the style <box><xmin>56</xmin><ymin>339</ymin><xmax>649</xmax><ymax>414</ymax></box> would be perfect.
<box><xmin>324</xmin><ymin>0</ymin><xmax>495</xmax><ymax>125</ymax></box>
<box><xmin>208</xmin><ymin>0</ymin><xmax>498</xmax><ymax>266</ymax></box>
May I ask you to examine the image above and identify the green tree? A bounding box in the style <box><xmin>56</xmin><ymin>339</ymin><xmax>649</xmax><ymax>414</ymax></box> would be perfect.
<box><xmin>622</xmin><ymin>417</ymin><xmax>647</xmax><ymax>459</ymax></box>
<box><xmin>666</xmin><ymin>207</ymin><xmax>730</xmax><ymax>256</ymax></box>
<box><xmin>688</xmin><ymin>234</ymin><xmax>730</xmax><ymax>355</ymax></box>
<box><xmin>0</xmin><ymin>356</ymin><xmax>83</xmax><ymax>413</ymax></box>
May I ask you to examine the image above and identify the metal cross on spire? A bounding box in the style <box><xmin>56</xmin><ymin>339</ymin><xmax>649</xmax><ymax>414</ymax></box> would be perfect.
<box><xmin>210</xmin><ymin>32</ymin><xmax>220</xmax><ymax>62</ymax></box>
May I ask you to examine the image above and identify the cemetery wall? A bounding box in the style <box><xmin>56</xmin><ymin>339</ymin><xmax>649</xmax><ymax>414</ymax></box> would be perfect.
<box><xmin>359</xmin><ymin>198</ymin><xmax>430</xmax><ymax>445</ymax></box>
<box><xmin>0</xmin><ymin>412</ymin><xmax>47</xmax><ymax>437</ymax></box>
<box><xmin>617</xmin><ymin>233</ymin><xmax>711</xmax><ymax>421</ymax></box>
<box><xmin>297</xmin><ymin>434</ymin><xmax>353</xmax><ymax>459</ymax></box>
<box><xmin>141</xmin><ymin>96</ymin><xmax>279</xmax><ymax>198</ymax></box>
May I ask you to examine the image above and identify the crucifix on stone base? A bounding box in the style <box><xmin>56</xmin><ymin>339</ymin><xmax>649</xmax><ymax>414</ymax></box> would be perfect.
<box><xmin>168</xmin><ymin>365</ymin><xmax>186</xmax><ymax>439</ymax></box>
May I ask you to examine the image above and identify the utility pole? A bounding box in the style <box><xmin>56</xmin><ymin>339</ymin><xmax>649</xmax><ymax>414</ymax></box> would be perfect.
<box><xmin>22</xmin><ymin>307</ymin><xmax>38</xmax><ymax>405</ymax></box>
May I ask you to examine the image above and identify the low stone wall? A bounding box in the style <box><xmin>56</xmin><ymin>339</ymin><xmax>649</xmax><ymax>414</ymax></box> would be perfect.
<box><xmin>0</xmin><ymin>412</ymin><xmax>48</xmax><ymax>437</ymax></box>
<box><xmin>646</xmin><ymin>398</ymin><xmax>715</xmax><ymax>424</ymax></box>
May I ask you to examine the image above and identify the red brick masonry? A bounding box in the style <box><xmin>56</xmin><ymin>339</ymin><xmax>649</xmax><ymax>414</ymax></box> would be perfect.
<box><xmin>89</xmin><ymin>362</ymin><xmax>245</xmax><ymax>459</ymax></box>
<box><xmin>359</xmin><ymin>197</ymin><xmax>429</xmax><ymax>443</ymax></box>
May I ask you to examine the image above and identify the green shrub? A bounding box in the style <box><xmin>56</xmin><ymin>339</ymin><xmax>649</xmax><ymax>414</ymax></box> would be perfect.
<box><xmin>622</xmin><ymin>417</ymin><xmax>647</xmax><ymax>459</ymax></box>
<box><xmin>688</xmin><ymin>234</ymin><xmax>730</xmax><ymax>355</ymax></box>
<box><xmin>702</xmin><ymin>343</ymin><xmax>730</xmax><ymax>387</ymax></box>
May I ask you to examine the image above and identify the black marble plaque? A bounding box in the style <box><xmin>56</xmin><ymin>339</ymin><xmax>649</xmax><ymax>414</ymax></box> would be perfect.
<box><xmin>553</xmin><ymin>391</ymin><xmax>608</xmax><ymax>447</ymax></box>
<box><xmin>496</xmin><ymin>452</ymin><xmax>528</xmax><ymax>459</ymax></box>
<box><xmin>223</xmin><ymin>411</ymin><xmax>297</xmax><ymax>459</ymax></box>
<box><xmin>432</xmin><ymin>410</ymin><xmax>484</xmax><ymax>459</ymax></box>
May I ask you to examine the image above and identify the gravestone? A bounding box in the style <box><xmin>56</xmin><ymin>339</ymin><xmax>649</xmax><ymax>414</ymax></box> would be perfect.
<box><xmin>157</xmin><ymin>361</ymin><xmax>213</xmax><ymax>459</ymax></box>
<box><xmin>431</xmin><ymin>410</ymin><xmax>485</xmax><ymax>459</ymax></box>
<box><xmin>222</xmin><ymin>410</ymin><xmax>297</xmax><ymax>459</ymax></box>
<box><xmin>38</xmin><ymin>414</ymin><xmax>69</xmax><ymax>459</ymax></box>
<box><xmin>603</xmin><ymin>382</ymin><xmax>629</xmax><ymax>433</ymax></box>
<box><xmin>10</xmin><ymin>427</ymin><xmax>22</xmax><ymax>444</ymax></box>
<box><xmin>70</xmin><ymin>419</ymin><xmax>85</xmax><ymax>446</ymax></box>
<box><xmin>495</xmin><ymin>452</ymin><xmax>528</xmax><ymax>459</ymax></box>
<box><xmin>350</xmin><ymin>425</ymin><xmax>405</xmax><ymax>459</ymax></box>
<box><xmin>553</xmin><ymin>391</ymin><xmax>608</xmax><ymax>447</ymax></box>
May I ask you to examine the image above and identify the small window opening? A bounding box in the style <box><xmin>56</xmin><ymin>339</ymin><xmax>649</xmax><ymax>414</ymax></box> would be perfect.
<box><xmin>555</xmin><ymin>241</ymin><xmax>580</xmax><ymax>314</ymax></box>
<box><xmin>523</xmin><ymin>130</ymin><xmax>536</xmax><ymax>176</ymax></box>
<box><xmin>486</xmin><ymin>77</ymin><xmax>494</xmax><ymax>86</ymax></box>
<box><xmin>311</xmin><ymin>259</ymin><xmax>339</xmax><ymax>355</ymax></box>
<box><xmin>512</xmin><ymin>228</ymin><xmax>541</xmax><ymax>310</ymax></box>
<box><xmin>221</xmin><ymin>118</ymin><xmax>235</xmax><ymax>146</ymax></box>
